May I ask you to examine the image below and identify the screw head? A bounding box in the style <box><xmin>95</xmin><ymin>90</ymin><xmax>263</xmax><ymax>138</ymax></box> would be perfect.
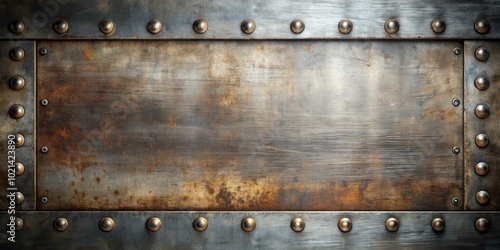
<box><xmin>475</xmin><ymin>218</ymin><xmax>489</xmax><ymax>232</ymax></box>
<box><xmin>14</xmin><ymin>134</ymin><xmax>24</xmax><ymax>148</ymax></box>
<box><xmin>384</xmin><ymin>19</ymin><xmax>399</xmax><ymax>34</ymax></box>
<box><xmin>452</xmin><ymin>146</ymin><xmax>460</xmax><ymax>154</ymax></box>
<box><xmin>385</xmin><ymin>217</ymin><xmax>399</xmax><ymax>232</ymax></box>
<box><xmin>10</xmin><ymin>47</ymin><xmax>25</xmax><ymax>61</ymax></box>
<box><xmin>475</xmin><ymin>104</ymin><xmax>490</xmax><ymax>119</ymax></box>
<box><xmin>54</xmin><ymin>218</ymin><xmax>69</xmax><ymax>232</ymax></box>
<box><xmin>475</xmin><ymin>133</ymin><xmax>489</xmax><ymax>148</ymax></box>
<box><xmin>41</xmin><ymin>99</ymin><xmax>49</xmax><ymax>106</ymax></box>
<box><xmin>53</xmin><ymin>19</ymin><xmax>69</xmax><ymax>34</ymax></box>
<box><xmin>475</xmin><ymin>47</ymin><xmax>490</xmax><ymax>61</ymax></box>
<box><xmin>474</xmin><ymin>76</ymin><xmax>490</xmax><ymax>90</ymax></box>
<box><xmin>475</xmin><ymin>19</ymin><xmax>490</xmax><ymax>34</ymax></box>
<box><xmin>15</xmin><ymin>218</ymin><xmax>23</xmax><ymax>231</ymax></box>
<box><xmin>15</xmin><ymin>162</ymin><xmax>25</xmax><ymax>176</ymax></box>
<box><xmin>99</xmin><ymin>217</ymin><xmax>115</xmax><ymax>232</ymax></box>
<box><xmin>241</xmin><ymin>217</ymin><xmax>256</xmax><ymax>232</ymax></box>
<box><xmin>291</xmin><ymin>217</ymin><xmax>305</xmax><ymax>232</ymax></box>
<box><xmin>290</xmin><ymin>19</ymin><xmax>305</xmax><ymax>34</ymax></box>
<box><xmin>476</xmin><ymin>191</ymin><xmax>490</xmax><ymax>205</ymax></box>
<box><xmin>9</xmin><ymin>104</ymin><xmax>25</xmax><ymax>119</ymax></box>
<box><xmin>241</xmin><ymin>19</ymin><xmax>256</xmax><ymax>34</ymax></box>
<box><xmin>99</xmin><ymin>20</ymin><xmax>115</xmax><ymax>34</ymax></box>
<box><xmin>338</xmin><ymin>217</ymin><xmax>352</xmax><ymax>232</ymax></box>
<box><xmin>193</xmin><ymin>216</ymin><xmax>208</xmax><ymax>231</ymax></box>
<box><xmin>193</xmin><ymin>19</ymin><xmax>208</xmax><ymax>34</ymax></box>
<box><xmin>147</xmin><ymin>19</ymin><xmax>163</xmax><ymax>34</ymax></box>
<box><xmin>41</xmin><ymin>146</ymin><xmax>49</xmax><ymax>154</ymax></box>
<box><xmin>9</xmin><ymin>76</ymin><xmax>25</xmax><ymax>90</ymax></box>
<box><xmin>146</xmin><ymin>217</ymin><xmax>162</xmax><ymax>232</ymax></box>
<box><xmin>431</xmin><ymin>218</ymin><xmax>445</xmax><ymax>232</ymax></box>
<box><xmin>451</xmin><ymin>197</ymin><xmax>460</xmax><ymax>206</ymax></box>
<box><xmin>338</xmin><ymin>19</ymin><xmax>353</xmax><ymax>34</ymax></box>
<box><xmin>15</xmin><ymin>192</ymin><xmax>24</xmax><ymax>205</ymax></box>
<box><xmin>431</xmin><ymin>18</ymin><xmax>446</xmax><ymax>33</ymax></box>
<box><xmin>452</xmin><ymin>98</ymin><xmax>460</xmax><ymax>106</ymax></box>
<box><xmin>10</xmin><ymin>19</ymin><xmax>25</xmax><ymax>34</ymax></box>
<box><xmin>475</xmin><ymin>162</ymin><xmax>489</xmax><ymax>176</ymax></box>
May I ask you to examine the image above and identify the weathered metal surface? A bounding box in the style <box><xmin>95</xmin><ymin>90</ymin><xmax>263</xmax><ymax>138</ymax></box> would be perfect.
<box><xmin>1</xmin><ymin>0</ymin><xmax>500</xmax><ymax>40</ymax></box>
<box><xmin>464</xmin><ymin>41</ymin><xmax>500</xmax><ymax>210</ymax></box>
<box><xmin>37</xmin><ymin>40</ymin><xmax>463</xmax><ymax>211</ymax></box>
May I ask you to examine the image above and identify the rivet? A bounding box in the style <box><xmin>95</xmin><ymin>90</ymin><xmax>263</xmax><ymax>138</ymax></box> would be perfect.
<box><xmin>338</xmin><ymin>218</ymin><xmax>352</xmax><ymax>232</ymax></box>
<box><xmin>431</xmin><ymin>18</ymin><xmax>446</xmax><ymax>33</ymax></box>
<box><xmin>54</xmin><ymin>218</ymin><xmax>69</xmax><ymax>232</ymax></box>
<box><xmin>40</xmin><ymin>48</ymin><xmax>48</xmax><ymax>55</ymax></box>
<box><xmin>146</xmin><ymin>217</ymin><xmax>162</xmax><ymax>232</ymax></box>
<box><xmin>241</xmin><ymin>217</ymin><xmax>256</xmax><ymax>232</ymax></box>
<box><xmin>384</xmin><ymin>19</ymin><xmax>399</xmax><ymax>34</ymax></box>
<box><xmin>41</xmin><ymin>146</ymin><xmax>49</xmax><ymax>154</ymax></box>
<box><xmin>474</xmin><ymin>76</ymin><xmax>490</xmax><ymax>90</ymax></box>
<box><xmin>475</xmin><ymin>47</ymin><xmax>490</xmax><ymax>61</ymax></box>
<box><xmin>454</xmin><ymin>47</ymin><xmax>461</xmax><ymax>55</ymax></box>
<box><xmin>41</xmin><ymin>196</ymin><xmax>48</xmax><ymax>204</ymax></box>
<box><xmin>475</xmin><ymin>104</ymin><xmax>490</xmax><ymax>119</ymax></box>
<box><xmin>193</xmin><ymin>216</ymin><xmax>208</xmax><ymax>232</ymax></box>
<box><xmin>9</xmin><ymin>104</ymin><xmax>25</xmax><ymax>119</ymax></box>
<box><xmin>476</xmin><ymin>191</ymin><xmax>490</xmax><ymax>205</ymax></box>
<box><xmin>15</xmin><ymin>218</ymin><xmax>23</xmax><ymax>231</ymax></box>
<box><xmin>385</xmin><ymin>217</ymin><xmax>399</xmax><ymax>232</ymax></box>
<box><xmin>241</xmin><ymin>19</ymin><xmax>256</xmax><ymax>34</ymax></box>
<box><xmin>99</xmin><ymin>20</ymin><xmax>115</xmax><ymax>34</ymax></box>
<box><xmin>41</xmin><ymin>99</ymin><xmax>49</xmax><ymax>106</ymax></box>
<box><xmin>431</xmin><ymin>218</ymin><xmax>445</xmax><ymax>232</ymax></box>
<box><xmin>475</xmin><ymin>162</ymin><xmax>489</xmax><ymax>176</ymax></box>
<box><xmin>10</xmin><ymin>20</ymin><xmax>25</xmax><ymax>34</ymax></box>
<box><xmin>451</xmin><ymin>197</ymin><xmax>460</xmax><ymax>206</ymax></box>
<box><xmin>9</xmin><ymin>76</ymin><xmax>25</xmax><ymax>90</ymax></box>
<box><xmin>475</xmin><ymin>218</ymin><xmax>489</xmax><ymax>232</ymax></box>
<box><xmin>451</xmin><ymin>98</ymin><xmax>460</xmax><ymax>106</ymax></box>
<box><xmin>15</xmin><ymin>192</ymin><xmax>24</xmax><ymax>205</ymax></box>
<box><xmin>291</xmin><ymin>217</ymin><xmax>305</xmax><ymax>232</ymax></box>
<box><xmin>475</xmin><ymin>134</ymin><xmax>489</xmax><ymax>148</ymax></box>
<box><xmin>15</xmin><ymin>162</ymin><xmax>25</xmax><ymax>176</ymax></box>
<box><xmin>193</xmin><ymin>19</ymin><xmax>208</xmax><ymax>34</ymax></box>
<box><xmin>99</xmin><ymin>217</ymin><xmax>115</xmax><ymax>232</ymax></box>
<box><xmin>10</xmin><ymin>47</ymin><xmax>25</xmax><ymax>61</ymax></box>
<box><xmin>53</xmin><ymin>19</ymin><xmax>69</xmax><ymax>34</ymax></box>
<box><xmin>14</xmin><ymin>134</ymin><xmax>24</xmax><ymax>148</ymax></box>
<box><xmin>338</xmin><ymin>19</ymin><xmax>353</xmax><ymax>34</ymax></box>
<box><xmin>290</xmin><ymin>19</ymin><xmax>305</xmax><ymax>34</ymax></box>
<box><xmin>475</xmin><ymin>19</ymin><xmax>490</xmax><ymax>34</ymax></box>
<box><xmin>452</xmin><ymin>146</ymin><xmax>460</xmax><ymax>154</ymax></box>
<box><xmin>147</xmin><ymin>19</ymin><xmax>162</xmax><ymax>34</ymax></box>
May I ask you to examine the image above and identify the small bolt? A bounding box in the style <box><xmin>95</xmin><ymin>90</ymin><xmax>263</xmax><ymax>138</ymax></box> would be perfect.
<box><xmin>451</xmin><ymin>197</ymin><xmax>460</xmax><ymax>206</ymax></box>
<box><xmin>452</xmin><ymin>98</ymin><xmax>460</xmax><ymax>106</ymax></box>
<box><xmin>454</xmin><ymin>47</ymin><xmax>461</xmax><ymax>55</ymax></box>
<box><xmin>41</xmin><ymin>99</ymin><xmax>49</xmax><ymax>106</ymax></box>
<box><xmin>40</xmin><ymin>48</ymin><xmax>48</xmax><ymax>55</ymax></box>
<box><xmin>41</xmin><ymin>146</ymin><xmax>49</xmax><ymax>154</ymax></box>
<box><xmin>41</xmin><ymin>196</ymin><xmax>48</xmax><ymax>204</ymax></box>
<box><xmin>452</xmin><ymin>146</ymin><xmax>460</xmax><ymax>154</ymax></box>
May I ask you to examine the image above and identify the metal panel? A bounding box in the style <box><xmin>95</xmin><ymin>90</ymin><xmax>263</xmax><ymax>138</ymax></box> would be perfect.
<box><xmin>36</xmin><ymin>40</ymin><xmax>463</xmax><ymax>211</ymax></box>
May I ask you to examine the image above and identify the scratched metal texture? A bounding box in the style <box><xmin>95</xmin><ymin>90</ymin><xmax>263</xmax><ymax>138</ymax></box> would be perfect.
<box><xmin>36</xmin><ymin>40</ymin><xmax>463</xmax><ymax>211</ymax></box>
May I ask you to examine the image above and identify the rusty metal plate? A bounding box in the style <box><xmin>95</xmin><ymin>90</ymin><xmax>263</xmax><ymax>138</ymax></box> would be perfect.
<box><xmin>36</xmin><ymin>41</ymin><xmax>463</xmax><ymax>210</ymax></box>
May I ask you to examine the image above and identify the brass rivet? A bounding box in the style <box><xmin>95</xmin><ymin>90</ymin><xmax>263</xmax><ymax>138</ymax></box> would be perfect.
<box><xmin>9</xmin><ymin>104</ymin><xmax>25</xmax><ymax>119</ymax></box>
<box><xmin>431</xmin><ymin>18</ymin><xmax>446</xmax><ymax>33</ymax></box>
<box><xmin>475</xmin><ymin>76</ymin><xmax>490</xmax><ymax>90</ymax></box>
<box><xmin>54</xmin><ymin>218</ymin><xmax>69</xmax><ymax>232</ymax></box>
<box><xmin>385</xmin><ymin>217</ymin><xmax>399</xmax><ymax>232</ymax></box>
<box><xmin>475</xmin><ymin>162</ymin><xmax>489</xmax><ymax>176</ymax></box>
<box><xmin>146</xmin><ymin>217</ymin><xmax>162</xmax><ymax>232</ymax></box>
<box><xmin>193</xmin><ymin>19</ymin><xmax>208</xmax><ymax>34</ymax></box>
<box><xmin>384</xmin><ymin>19</ymin><xmax>399</xmax><ymax>34</ymax></box>
<box><xmin>14</xmin><ymin>134</ymin><xmax>24</xmax><ymax>148</ymax></box>
<box><xmin>15</xmin><ymin>162</ymin><xmax>25</xmax><ymax>176</ymax></box>
<box><xmin>475</xmin><ymin>47</ymin><xmax>490</xmax><ymax>61</ymax></box>
<box><xmin>99</xmin><ymin>20</ymin><xmax>115</xmax><ymax>34</ymax></box>
<box><xmin>431</xmin><ymin>218</ymin><xmax>445</xmax><ymax>232</ymax></box>
<box><xmin>338</xmin><ymin>218</ymin><xmax>352</xmax><ymax>232</ymax></box>
<box><xmin>193</xmin><ymin>216</ymin><xmax>208</xmax><ymax>232</ymax></box>
<box><xmin>452</xmin><ymin>146</ymin><xmax>460</xmax><ymax>154</ymax></box>
<box><xmin>241</xmin><ymin>217</ymin><xmax>256</xmax><ymax>232</ymax></box>
<box><xmin>10</xmin><ymin>47</ymin><xmax>25</xmax><ymax>61</ymax></box>
<box><xmin>476</xmin><ymin>191</ymin><xmax>490</xmax><ymax>205</ymax></box>
<box><xmin>15</xmin><ymin>218</ymin><xmax>23</xmax><ymax>231</ymax></box>
<box><xmin>99</xmin><ymin>217</ymin><xmax>115</xmax><ymax>232</ymax></box>
<box><xmin>10</xmin><ymin>20</ymin><xmax>25</xmax><ymax>34</ymax></box>
<box><xmin>9</xmin><ymin>76</ymin><xmax>25</xmax><ymax>90</ymax></box>
<box><xmin>291</xmin><ymin>217</ymin><xmax>305</xmax><ymax>232</ymax></box>
<box><xmin>475</xmin><ymin>133</ymin><xmax>489</xmax><ymax>148</ymax></box>
<box><xmin>475</xmin><ymin>19</ymin><xmax>490</xmax><ymax>34</ymax></box>
<box><xmin>147</xmin><ymin>19</ymin><xmax>163</xmax><ymax>34</ymax></box>
<box><xmin>53</xmin><ymin>19</ymin><xmax>69</xmax><ymax>34</ymax></box>
<box><xmin>475</xmin><ymin>104</ymin><xmax>490</xmax><ymax>119</ymax></box>
<box><xmin>290</xmin><ymin>19</ymin><xmax>305</xmax><ymax>34</ymax></box>
<box><xmin>15</xmin><ymin>192</ymin><xmax>24</xmax><ymax>205</ymax></box>
<box><xmin>241</xmin><ymin>19</ymin><xmax>256</xmax><ymax>34</ymax></box>
<box><xmin>338</xmin><ymin>19</ymin><xmax>353</xmax><ymax>34</ymax></box>
<box><xmin>475</xmin><ymin>218</ymin><xmax>489</xmax><ymax>232</ymax></box>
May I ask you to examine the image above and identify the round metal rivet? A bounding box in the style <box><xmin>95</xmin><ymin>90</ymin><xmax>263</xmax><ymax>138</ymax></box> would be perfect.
<box><xmin>290</xmin><ymin>19</ymin><xmax>305</xmax><ymax>34</ymax></box>
<box><xmin>41</xmin><ymin>196</ymin><xmax>48</xmax><ymax>204</ymax></box>
<box><xmin>454</xmin><ymin>47</ymin><xmax>461</xmax><ymax>55</ymax></box>
<box><xmin>338</xmin><ymin>217</ymin><xmax>352</xmax><ymax>232</ymax></box>
<box><xmin>53</xmin><ymin>19</ymin><xmax>69</xmax><ymax>34</ymax></box>
<box><xmin>475</xmin><ymin>19</ymin><xmax>490</xmax><ymax>34</ymax></box>
<box><xmin>9</xmin><ymin>76</ymin><xmax>25</xmax><ymax>90</ymax></box>
<box><xmin>15</xmin><ymin>218</ymin><xmax>23</xmax><ymax>231</ymax></box>
<box><xmin>241</xmin><ymin>19</ymin><xmax>256</xmax><ymax>34</ymax></box>
<box><xmin>41</xmin><ymin>146</ymin><xmax>49</xmax><ymax>154</ymax></box>
<box><xmin>475</xmin><ymin>104</ymin><xmax>490</xmax><ymax>119</ymax></box>
<box><xmin>241</xmin><ymin>217</ymin><xmax>256</xmax><ymax>232</ymax></box>
<box><xmin>193</xmin><ymin>19</ymin><xmax>208</xmax><ymax>34</ymax></box>
<box><xmin>146</xmin><ymin>217</ymin><xmax>162</xmax><ymax>232</ymax></box>
<box><xmin>99</xmin><ymin>20</ymin><xmax>115</xmax><ymax>34</ymax></box>
<box><xmin>431</xmin><ymin>18</ymin><xmax>446</xmax><ymax>33</ymax></box>
<box><xmin>41</xmin><ymin>99</ymin><xmax>49</xmax><ymax>106</ymax></box>
<box><xmin>338</xmin><ymin>19</ymin><xmax>353</xmax><ymax>34</ymax></box>
<box><xmin>99</xmin><ymin>217</ymin><xmax>115</xmax><ymax>232</ymax></box>
<box><xmin>475</xmin><ymin>47</ymin><xmax>490</xmax><ymax>61</ymax></box>
<box><xmin>14</xmin><ymin>134</ymin><xmax>24</xmax><ymax>148</ymax></box>
<box><xmin>475</xmin><ymin>162</ymin><xmax>489</xmax><ymax>176</ymax></box>
<box><xmin>475</xmin><ymin>134</ymin><xmax>489</xmax><ymax>148</ymax></box>
<box><xmin>451</xmin><ymin>197</ymin><xmax>460</xmax><ymax>206</ymax></box>
<box><xmin>10</xmin><ymin>19</ymin><xmax>25</xmax><ymax>34</ymax></box>
<box><xmin>39</xmin><ymin>47</ymin><xmax>48</xmax><ymax>55</ymax></box>
<box><xmin>385</xmin><ymin>217</ymin><xmax>399</xmax><ymax>232</ymax></box>
<box><xmin>384</xmin><ymin>19</ymin><xmax>399</xmax><ymax>34</ymax></box>
<box><xmin>15</xmin><ymin>192</ymin><xmax>24</xmax><ymax>205</ymax></box>
<box><xmin>15</xmin><ymin>162</ymin><xmax>25</xmax><ymax>176</ymax></box>
<box><xmin>452</xmin><ymin>98</ymin><xmax>460</xmax><ymax>106</ymax></box>
<box><xmin>147</xmin><ymin>19</ymin><xmax>162</xmax><ymax>34</ymax></box>
<box><xmin>475</xmin><ymin>218</ymin><xmax>489</xmax><ymax>232</ymax></box>
<box><xmin>9</xmin><ymin>104</ymin><xmax>25</xmax><ymax>119</ymax></box>
<box><xmin>291</xmin><ymin>217</ymin><xmax>305</xmax><ymax>232</ymax></box>
<box><xmin>452</xmin><ymin>146</ymin><xmax>460</xmax><ymax>154</ymax></box>
<box><xmin>431</xmin><ymin>218</ymin><xmax>445</xmax><ymax>232</ymax></box>
<box><xmin>476</xmin><ymin>191</ymin><xmax>490</xmax><ymax>205</ymax></box>
<box><xmin>54</xmin><ymin>218</ymin><xmax>69</xmax><ymax>232</ymax></box>
<box><xmin>10</xmin><ymin>47</ymin><xmax>25</xmax><ymax>61</ymax></box>
<box><xmin>475</xmin><ymin>76</ymin><xmax>490</xmax><ymax>90</ymax></box>
<box><xmin>193</xmin><ymin>216</ymin><xmax>208</xmax><ymax>232</ymax></box>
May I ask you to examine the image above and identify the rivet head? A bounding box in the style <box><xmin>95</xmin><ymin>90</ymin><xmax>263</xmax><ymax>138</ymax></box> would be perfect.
<box><xmin>15</xmin><ymin>192</ymin><xmax>24</xmax><ymax>205</ymax></box>
<box><xmin>431</xmin><ymin>218</ymin><xmax>445</xmax><ymax>232</ymax></box>
<box><xmin>476</xmin><ymin>191</ymin><xmax>490</xmax><ymax>205</ymax></box>
<box><xmin>475</xmin><ymin>47</ymin><xmax>490</xmax><ymax>61</ymax></box>
<box><xmin>475</xmin><ymin>104</ymin><xmax>490</xmax><ymax>119</ymax></box>
<box><xmin>475</xmin><ymin>162</ymin><xmax>489</xmax><ymax>176</ymax></box>
<box><xmin>290</xmin><ymin>19</ymin><xmax>305</xmax><ymax>34</ymax></box>
<box><xmin>146</xmin><ymin>217</ymin><xmax>162</xmax><ymax>232</ymax></box>
<box><xmin>193</xmin><ymin>216</ymin><xmax>208</xmax><ymax>232</ymax></box>
<box><xmin>147</xmin><ymin>19</ymin><xmax>162</xmax><ymax>34</ymax></box>
<box><xmin>241</xmin><ymin>217</ymin><xmax>256</xmax><ymax>232</ymax></box>
<box><xmin>475</xmin><ymin>218</ymin><xmax>489</xmax><ymax>232</ymax></box>
<box><xmin>10</xmin><ymin>20</ymin><xmax>25</xmax><ymax>34</ymax></box>
<box><xmin>15</xmin><ymin>218</ymin><xmax>23</xmax><ymax>231</ymax></box>
<box><xmin>451</xmin><ymin>197</ymin><xmax>460</xmax><ymax>206</ymax></box>
<box><xmin>39</xmin><ymin>48</ymin><xmax>48</xmax><ymax>55</ymax></box>
<box><xmin>99</xmin><ymin>217</ymin><xmax>115</xmax><ymax>232</ymax></box>
<box><xmin>9</xmin><ymin>104</ymin><xmax>25</xmax><ymax>119</ymax></box>
<box><xmin>41</xmin><ymin>196</ymin><xmax>48</xmax><ymax>204</ymax></box>
<box><xmin>475</xmin><ymin>134</ymin><xmax>489</xmax><ymax>148</ymax></box>
<box><xmin>475</xmin><ymin>19</ymin><xmax>490</xmax><ymax>34</ymax></box>
<box><xmin>454</xmin><ymin>47</ymin><xmax>461</xmax><ymax>55</ymax></box>
<box><xmin>431</xmin><ymin>18</ymin><xmax>446</xmax><ymax>33</ymax></box>
<box><xmin>452</xmin><ymin>146</ymin><xmax>460</xmax><ymax>154</ymax></box>
<box><xmin>193</xmin><ymin>19</ymin><xmax>208</xmax><ymax>34</ymax></box>
<box><xmin>10</xmin><ymin>47</ymin><xmax>25</xmax><ymax>61</ymax></box>
<box><xmin>384</xmin><ymin>19</ymin><xmax>399</xmax><ymax>34</ymax></box>
<box><xmin>99</xmin><ymin>20</ymin><xmax>115</xmax><ymax>34</ymax></box>
<box><xmin>15</xmin><ymin>162</ymin><xmax>25</xmax><ymax>176</ymax></box>
<box><xmin>385</xmin><ymin>217</ymin><xmax>399</xmax><ymax>232</ymax></box>
<box><xmin>9</xmin><ymin>76</ymin><xmax>25</xmax><ymax>90</ymax></box>
<box><xmin>452</xmin><ymin>98</ymin><xmax>460</xmax><ymax>106</ymax></box>
<box><xmin>338</xmin><ymin>19</ymin><xmax>353</xmax><ymax>34</ymax></box>
<box><xmin>241</xmin><ymin>19</ymin><xmax>256</xmax><ymax>34</ymax></box>
<box><xmin>14</xmin><ymin>134</ymin><xmax>24</xmax><ymax>148</ymax></box>
<box><xmin>53</xmin><ymin>19</ymin><xmax>68</xmax><ymax>34</ymax></box>
<box><xmin>475</xmin><ymin>76</ymin><xmax>490</xmax><ymax>90</ymax></box>
<box><xmin>41</xmin><ymin>99</ymin><xmax>49</xmax><ymax>106</ymax></box>
<box><xmin>54</xmin><ymin>218</ymin><xmax>69</xmax><ymax>232</ymax></box>
<box><xmin>338</xmin><ymin>218</ymin><xmax>352</xmax><ymax>232</ymax></box>
<box><xmin>41</xmin><ymin>146</ymin><xmax>49</xmax><ymax>154</ymax></box>
<box><xmin>291</xmin><ymin>217</ymin><xmax>305</xmax><ymax>232</ymax></box>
